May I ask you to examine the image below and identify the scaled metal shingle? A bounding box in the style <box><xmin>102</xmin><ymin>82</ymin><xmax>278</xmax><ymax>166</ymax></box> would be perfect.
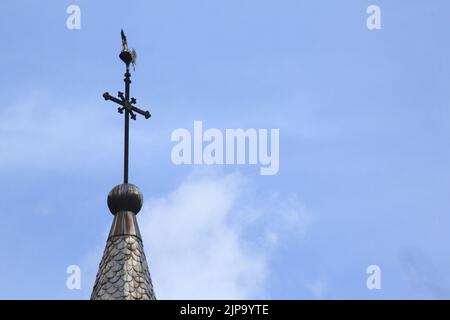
<box><xmin>91</xmin><ymin>234</ymin><xmax>155</xmax><ymax>300</ymax></box>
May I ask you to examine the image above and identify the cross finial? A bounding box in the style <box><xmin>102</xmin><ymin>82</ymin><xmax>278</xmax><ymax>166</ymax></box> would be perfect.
<box><xmin>103</xmin><ymin>30</ymin><xmax>151</xmax><ymax>184</ymax></box>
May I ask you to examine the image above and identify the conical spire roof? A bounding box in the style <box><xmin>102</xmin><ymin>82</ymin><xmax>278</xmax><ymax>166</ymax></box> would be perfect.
<box><xmin>91</xmin><ymin>184</ymin><xmax>156</xmax><ymax>300</ymax></box>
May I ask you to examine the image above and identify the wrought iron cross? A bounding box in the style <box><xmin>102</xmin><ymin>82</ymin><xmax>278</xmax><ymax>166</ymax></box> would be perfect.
<box><xmin>103</xmin><ymin>30</ymin><xmax>151</xmax><ymax>184</ymax></box>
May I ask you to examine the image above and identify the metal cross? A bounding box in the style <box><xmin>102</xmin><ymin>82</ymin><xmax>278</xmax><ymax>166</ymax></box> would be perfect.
<box><xmin>103</xmin><ymin>30</ymin><xmax>151</xmax><ymax>184</ymax></box>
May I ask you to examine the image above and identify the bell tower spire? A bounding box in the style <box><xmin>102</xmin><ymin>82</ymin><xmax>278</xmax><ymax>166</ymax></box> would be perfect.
<box><xmin>91</xmin><ymin>30</ymin><xmax>156</xmax><ymax>300</ymax></box>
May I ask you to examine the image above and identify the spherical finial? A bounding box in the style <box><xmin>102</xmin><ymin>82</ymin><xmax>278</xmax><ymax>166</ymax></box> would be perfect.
<box><xmin>107</xmin><ymin>184</ymin><xmax>143</xmax><ymax>215</ymax></box>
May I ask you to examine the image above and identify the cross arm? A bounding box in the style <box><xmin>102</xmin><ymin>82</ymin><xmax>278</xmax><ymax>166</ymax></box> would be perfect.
<box><xmin>103</xmin><ymin>92</ymin><xmax>125</xmax><ymax>106</ymax></box>
<box><xmin>130</xmin><ymin>105</ymin><xmax>151</xmax><ymax>119</ymax></box>
<box><xmin>103</xmin><ymin>92</ymin><xmax>151</xmax><ymax>119</ymax></box>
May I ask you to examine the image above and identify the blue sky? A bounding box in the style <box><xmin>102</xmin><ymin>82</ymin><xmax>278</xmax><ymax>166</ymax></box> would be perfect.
<box><xmin>0</xmin><ymin>0</ymin><xmax>450</xmax><ymax>299</ymax></box>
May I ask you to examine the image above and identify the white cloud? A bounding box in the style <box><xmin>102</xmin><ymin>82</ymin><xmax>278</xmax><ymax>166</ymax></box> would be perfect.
<box><xmin>139</xmin><ymin>171</ymin><xmax>311</xmax><ymax>299</ymax></box>
<box><xmin>0</xmin><ymin>93</ymin><xmax>118</xmax><ymax>171</ymax></box>
<box><xmin>0</xmin><ymin>93</ymin><xmax>162</xmax><ymax>172</ymax></box>
<box><xmin>306</xmin><ymin>278</ymin><xmax>327</xmax><ymax>298</ymax></box>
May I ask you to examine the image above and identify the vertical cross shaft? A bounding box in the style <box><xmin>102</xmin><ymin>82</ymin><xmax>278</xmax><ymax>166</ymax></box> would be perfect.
<box><xmin>102</xmin><ymin>30</ymin><xmax>151</xmax><ymax>184</ymax></box>
<box><xmin>124</xmin><ymin>67</ymin><xmax>131</xmax><ymax>184</ymax></box>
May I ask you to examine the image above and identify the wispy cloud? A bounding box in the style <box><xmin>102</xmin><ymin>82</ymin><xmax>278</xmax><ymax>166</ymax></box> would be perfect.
<box><xmin>399</xmin><ymin>248</ymin><xmax>450</xmax><ymax>299</ymax></box>
<box><xmin>0</xmin><ymin>93</ymin><xmax>119</xmax><ymax>171</ymax></box>
<box><xmin>306</xmin><ymin>278</ymin><xmax>327</xmax><ymax>298</ymax></box>
<box><xmin>139</xmin><ymin>170</ymin><xmax>311</xmax><ymax>299</ymax></box>
<box><xmin>0</xmin><ymin>93</ymin><xmax>162</xmax><ymax>173</ymax></box>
